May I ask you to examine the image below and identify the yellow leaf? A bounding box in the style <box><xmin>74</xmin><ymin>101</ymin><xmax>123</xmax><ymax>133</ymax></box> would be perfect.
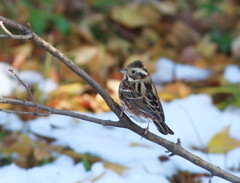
<box><xmin>111</xmin><ymin>3</ymin><xmax>160</xmax><ymax>28</ymax></box>
<box><xmin>196</xmin><ymin>36</ymin><xmax>217</xmax><ymax>58</ymax></box>
<box><xmin>49</xmin><ymin>83</ymin><xmax>84</xmax><ymax>96</ymax></box>
<box><xmin>207</xmin><ymin>126</ymin><xmax>240</xmax><ymax>153</ymax></box>
<box><xmin>129</xmin><ymin>142</ymin><xmax>151</xmax><ymax>148</ymax></box>
<box><xmin>104</xmin><ymin>162</ymin><xmax>129</xmax><ymax>176</ymax></box>
<box><xmin>6</xmin><ymin>134</ymin><xmax>34</xmax><ymax>156</ymax></box>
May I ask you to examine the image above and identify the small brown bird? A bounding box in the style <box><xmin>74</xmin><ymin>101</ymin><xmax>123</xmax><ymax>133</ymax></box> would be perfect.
<box><xmin>119</xmin><ymin>60</ymin><xmax>174</xmax><ymax>135</ymax></box>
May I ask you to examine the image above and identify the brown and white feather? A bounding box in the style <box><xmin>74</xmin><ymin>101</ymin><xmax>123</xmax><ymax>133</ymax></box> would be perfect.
<box><xmin>119</xmin><ymin>60</ymin><xmax>174</xmax><ymax>135</ymax></box>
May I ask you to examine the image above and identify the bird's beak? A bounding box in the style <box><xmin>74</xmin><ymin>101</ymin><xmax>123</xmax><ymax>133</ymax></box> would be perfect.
<box><xmin>120</xmin><ymin>69</ymin><xmax>126</xmax><ymax>74</ymax></box>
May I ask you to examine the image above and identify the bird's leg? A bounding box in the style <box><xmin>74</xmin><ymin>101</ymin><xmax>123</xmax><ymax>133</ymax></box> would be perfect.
<box><xmin>119</xmin><ymin>106</ymin><xmax>126</xmax><ymax>118</ymax></box>
<box><xmin>144</xmin><ymin>122</ymin><xmax>150</xmax><ymax>135</ymax></box>
<box><xmin>140</xmin><ymin>122</ymin><xmax>150</xmax><ymax>140</ymax></box>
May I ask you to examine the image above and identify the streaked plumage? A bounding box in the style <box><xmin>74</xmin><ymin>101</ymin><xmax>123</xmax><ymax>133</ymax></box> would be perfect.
<box><xmin>119</xmin><ymin>60</ymin><xmax>174</xmax><ymax>135</ymax></box>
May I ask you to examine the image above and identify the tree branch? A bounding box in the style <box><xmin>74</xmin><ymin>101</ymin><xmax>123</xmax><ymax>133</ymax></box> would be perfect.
<box><xmin>0</xmin><ymin>16</ymin><xmax>239</xmax><ymax>183</ymax></box>
<box><xmin>0</xmin><ymin>97</ymin><xmax>125</xmax><ymax>128</ymax></box>
<box><xmin>0</xmin><ymin>21</ymin><xmax>32</xmax><ymax>39</ymax></box>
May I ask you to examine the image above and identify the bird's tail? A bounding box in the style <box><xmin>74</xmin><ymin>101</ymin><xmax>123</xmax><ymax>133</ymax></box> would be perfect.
<box><xmin>153</xmin><ymin>121</ymin><xmax>174</xmax><ymax>135</ymax></box>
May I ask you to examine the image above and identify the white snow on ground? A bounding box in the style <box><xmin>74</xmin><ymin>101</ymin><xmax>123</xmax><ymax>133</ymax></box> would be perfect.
<box><xmin>224</xmin><ymin>64</ymin><xmax>240</xmax><ymax>83</ymax></box>
<box><xmin>0</xmin><ymin>112</ymin><xmax>23</xmax><ymax>131</ymax></box>
<box><xmin>0</xmin><ymin>63</ymin><xmax>57</xmax><ymax>96</ymax></box>
<box><xmin>152</xmin><ymin>57</ymin><xmax>211</xmax><ymax>83</ymax></box>
<box><xmin>1</xmin><ymin>58</ymin><xmax>240</xmax><ymax>183</ymax></box>
<box><xmin>0</xmin><ymin>62</ymin><xmax>18</xmax><ymax>96</ymax></box>
<box><xmin>1</xmin><ymin>94</ymin><xmax>240</xmax><ymax>183</ymax></box>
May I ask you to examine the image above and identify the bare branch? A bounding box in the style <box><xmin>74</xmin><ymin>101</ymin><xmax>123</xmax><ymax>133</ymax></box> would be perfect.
<box><xmin>0</xmin><ymin>16</ymin><xmax>240</xmax><ymax>183</ymax></box>
<box><xmin>0</xmin><ymin>97</ymin><xmax>125</xmax><ymax>128</ymax></box>
<box><xmin>8</xmin><ymin>68</ymin><xmax>38</xmax><ymax>111</ymax></box>
<box><xmin>0</xmin><ymin>108</ymin><xmax>51</xmax><ymax>116</ymax></box>
<box><xmin>0</xmin><ymin>21</ymin><xmax>32</xmax><ymax>39</ymax></box>
<box><xmin>8</xmin><ymin>68</ymin><xmax>34</xmax><ymax>102</ymax></box>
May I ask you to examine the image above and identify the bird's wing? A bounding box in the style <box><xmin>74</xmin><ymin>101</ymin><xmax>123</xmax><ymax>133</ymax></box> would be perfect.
<box><xmin>120</xmin><ymin>82</ymin><xmax>164</xmax><ymax>122</ymax></box>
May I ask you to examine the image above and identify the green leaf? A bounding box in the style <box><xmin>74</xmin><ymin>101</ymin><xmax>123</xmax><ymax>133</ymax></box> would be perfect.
<box><xmin>82</xmin><ymin>156</ymin><xmax>92</xmax><ymax>171</ymax></box>
<box><xmin>0</xmin><ymin>132</ymin><xmax>5</xmax><ymax>140</ymax></box>
<box><xmin>209</xmin><ymin>26</ymin><xmax>233</xmax><ymax>54</ymax></box>
<box><xmin>53</xmin><ymin>15</ymin><xmax>70</xmax><ymax>34</ymax></box>
<box><xmin>29</xmin><ymin>9</ymin><xmax>50</xmax><ymax>34</ymax></box>
<box><xmin>198</xmin><ymin>0</ymin><xmax>222</xmax><ymax>16</ymax></box>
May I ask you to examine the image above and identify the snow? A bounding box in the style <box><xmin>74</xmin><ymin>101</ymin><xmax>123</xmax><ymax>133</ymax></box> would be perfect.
<box><xmin>1</xmin><ymin>94</ymin><xmax>240</xmax><ymax>183</ymax></box>
<box><xmin>1</xmin><ymin>58</ymin><xmax>240</xmax><ymax>183</ymax></box>
<box><xmin>0</xmin><ymin>62</ymin><xmax>18</xmax><ymax>96</ymax></box>
<box><xmin>224</xmin><ymin>64</ymin><xmax>240</xmax><ymax>83</ymax></box>
<box><xmin>152</xmin><ymin>57</ymin><xmax>211</xmax><ymax>83</ymax></box>
<box><xmin>0</xmin><ymin>112</ymin><xmax>23</xmax><ymax>131</ymax></box>
<box><xmin>0</xmin><ymin>63</ymin><xmax>57</xmax><ymax>96</ymax></box>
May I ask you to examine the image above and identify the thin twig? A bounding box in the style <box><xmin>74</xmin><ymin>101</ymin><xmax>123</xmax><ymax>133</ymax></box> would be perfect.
<box><xmin>0</xmin><ymin>21</ymin><xmax>13</xmax><ymax>36</ymax></box>
<box><xmin>0</xmin><ymin>108</ymin><xmax>51</xmax><ymax>116</ymax></box>
<box><xmin>8</xmin><ymin>68</ymin><xmax>39</xmax><ymax>113</ymax></box>
<box><xmin>0</xmin><ymin>21</ymin><xmax>32</xmax><ymax>39</ymax></box>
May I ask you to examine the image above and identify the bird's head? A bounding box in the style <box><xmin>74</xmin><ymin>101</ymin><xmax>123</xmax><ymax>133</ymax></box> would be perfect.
<box><xmin>120</xmin><ymin>60</ymin><xmax>149</xmax><ymax>81</ymax></box>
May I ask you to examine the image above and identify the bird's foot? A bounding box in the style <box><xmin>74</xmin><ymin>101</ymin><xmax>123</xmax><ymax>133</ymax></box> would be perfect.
<box><xmin>140</xmin><ymin>123</ymin><xmax>150</xmax><ymax>140</ymax></box>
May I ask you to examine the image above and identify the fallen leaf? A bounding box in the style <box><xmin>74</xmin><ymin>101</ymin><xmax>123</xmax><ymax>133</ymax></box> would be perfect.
<box><xmin>167</xmin><ymin>21</ymin><xmax>200</xmax><ymax>48</ymax></box>
<box><xmin>160</xmin><ymin>81</ymin><xmax>192</xmax><ymax>101</ymax></box>
<box><xmin>62</xmin><ymin>149</ymin><xmax>101</xmax><ymax>164</ymax></box>
<box><xmin>49</xmin><ymin>83</ymin><xmax>84</xmax><ymax>97</ymax></box>
<box><xmin>69</xmin><ymin>45</ymin><xmax>117</xmax><ymax>81</ymax></box>
<box><xmin>33</xmin><ymin>148</ymin><xmax>51</xmax><ymax>161</ymax></box>
<box><xmin>207</xmin><ymin>126</ymin><xmax>240</xmax><ymax>153</ymax></box>
<box><xmin>129</xmin><ymin>142</ymin><xmax>151</xmax><ymax>148</ymax></box>
<box><xmin>12</xmin><ymin>44</ymin><xmax>33</xmax><ymax>69</ymax></box>
<box><xmin>196</xmin><ymin>36</ymin><xmax>217</xmax><ymax>58</ymax></box>
<box><xmin>179</xmin><ymin>46</ymin><xmax>203</xmax><ymax>64</ymax></box>
<box><xmin>104</xmin><ymin>162</ymin><xmax>129</xmax><ymax>176</ymax></box>
<box><xmin>111</xmin><ymin>3</ymin><xmax>160</xmax><ymax>28</ymax></box>
<box><xmin>153</xmin><ymin>1</ymin><xmax>177</xmax><ymax>15</ymax></box>
<box><xmin>5</xmin><ymin>134</ymin><xmax>34</xmax><ymax>156</ymax></box>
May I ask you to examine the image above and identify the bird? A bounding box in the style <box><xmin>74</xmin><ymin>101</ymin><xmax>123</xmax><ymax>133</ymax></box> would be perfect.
<box><xmin>118</xmin><ymin>60</ymin><xmax>174</xmax><ymax>135</ymax></box>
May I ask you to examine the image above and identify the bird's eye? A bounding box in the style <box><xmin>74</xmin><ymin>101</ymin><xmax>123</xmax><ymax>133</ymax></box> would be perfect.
<box><xmin>131</xmin><ymin>70</ymin><xmax>136</xmax><ymax>74</ymax></box>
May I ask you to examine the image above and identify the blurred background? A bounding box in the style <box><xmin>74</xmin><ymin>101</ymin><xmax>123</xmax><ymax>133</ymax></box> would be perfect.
<box><xmin>1</xmin><ymin>0</ymin><xmax>240</xmax><ymax>183</ymax></box>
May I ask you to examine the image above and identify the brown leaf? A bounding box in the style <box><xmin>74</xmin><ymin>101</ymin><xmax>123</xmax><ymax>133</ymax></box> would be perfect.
<box><xmin>12</xmin><ymin>44</ymin><xmax>33</xmax><ymax>69</ymax></box>
<box><xmin>167</xmin><ymin>21</ymin><xmax>200</xmax><ymax>48</ymax></box>
<box><xmin>171</xmin><ymin>170</ymin><xmax>209</xmax><ymax>183</ymax></box>
<box><xmin>68</xmin><ymin>45</ymin><xmax>117</xmax><ymax>81</ymax></box>
<box><xmin>160</xmin><ymin>81</ymin><xmax>192</xmax><ymax>101</ymax></box>
<box><xmin>179</xmin><ymin>46</ymin><xmax>203</xmax><ymax>65</ymax></box>
<box><xmin>158</xmin><ymin>155</ymin><xmax>169</xmax><ymax>162</ymax></box>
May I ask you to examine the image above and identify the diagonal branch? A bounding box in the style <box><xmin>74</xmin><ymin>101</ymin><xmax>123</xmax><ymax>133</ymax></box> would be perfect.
<box><xmin>0</xmin><ymin>16</ymin><xmax>240</xmax><ymax>183</ymax></box>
